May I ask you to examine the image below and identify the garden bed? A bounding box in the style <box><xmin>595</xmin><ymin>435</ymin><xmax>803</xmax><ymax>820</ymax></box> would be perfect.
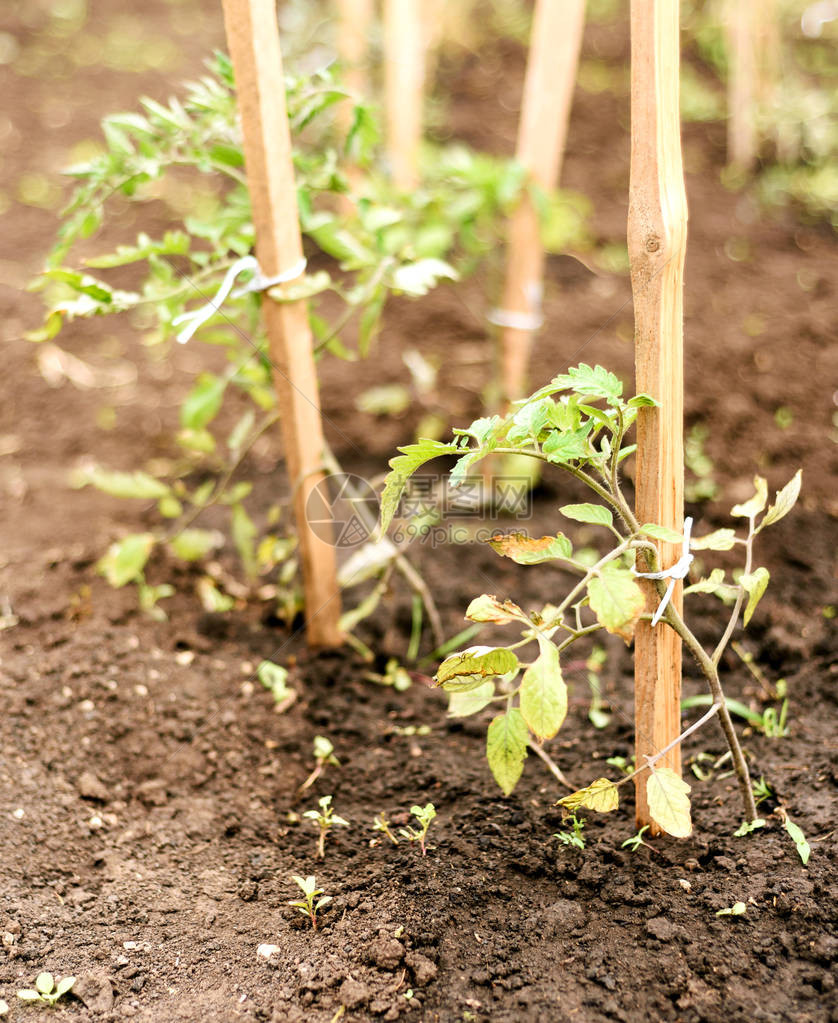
<box><xmin>1</xmin><ymin>2</ymin><xmax>836</xmax><ymax>1022</ymax></box>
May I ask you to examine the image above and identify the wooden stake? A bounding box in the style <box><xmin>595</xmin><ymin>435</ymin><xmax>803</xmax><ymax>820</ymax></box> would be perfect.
<box><xmin>627</xmin><ymin>0</ymin><xmax>687</xmax><ymax>830</ymax></box>
<box><xmin>336</xmin><ymin>0</ymin><xmax>373</xmax><ymax>199</ymax></box>
<box><xmin>383</xmin><ymin>0</ymin><xmax>425</xmax><ymax>190</ymax></box>
<box><xmin>499</xmin><ymin>0</ymin><xmax>585</xmax><ymax>404</ymax></box>
<box><xmin>222</xmin><ymin>0</ymin><xmax>342</xmax><ymax>647</ymax></box>
<box><xmin>726</xmin><ymin>0</ymin><xmax>757</xmax><ymax>170</ymax></box>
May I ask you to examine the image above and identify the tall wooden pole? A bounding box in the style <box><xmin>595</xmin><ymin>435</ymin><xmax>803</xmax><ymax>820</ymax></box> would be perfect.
<box><xmin>383</xmin><ymin>0</ymin><xmax>425</xmax><ymax>190</ymax></box>
<box><xmin>498</xmin><ymin>0</ymin><xmax>585</xmax><ymax>404</ymax></box>
<box><xmin>627</xmin><ymin>0</ymin><xmax>687</xmax><ymax>829</ymax></box>
<box><xmin>336</xmin><ymin>0</ymin><xmax>373</xmax><ymax>199</ymax></box>
<box><xmin>222</xmin><ymin>0</ymin><xmax>342</xmax><ymax>647</ymax></box>
<box><xmin>726</xmin><ymin>0</ymin><xmax>758</xmax><ymax>170</ymax></box>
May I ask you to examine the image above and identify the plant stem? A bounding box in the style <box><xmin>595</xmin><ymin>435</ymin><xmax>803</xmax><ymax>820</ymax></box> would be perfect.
<box><xmin>712</xmin><ymin>518</ymin><xmax>755</xmax><ymax>666</ymax></box>
<box><xmin>662</xmin><ymin>601</ymin><xmax>758</xmax><ymax>821</ymax></box>
<box><xmin>528</xmin><ymin>740</ymin><xmax>573</xmax><ymax>789</ymax></box>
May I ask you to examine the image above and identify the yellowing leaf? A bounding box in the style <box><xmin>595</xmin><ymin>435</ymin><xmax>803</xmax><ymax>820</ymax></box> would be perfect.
<box><xmin>690</xmin><ymin>528</ymin><xmax>737</xmax><ymax>551</ymax></box>
<box><xmin>731</xmin><ymin>476</ymin><xmax>768</xmax><ymax>519</ymax></box>
<box><xmin>760</xmin><ymin>469</ymin><xmax>802</xmax><ymax>530</ymax></box>
<box><xmin>447</xmin><ymin>681</ymin><xmax>495</xmax><ymax>718</ymax></box>
<box><xmin>486</xmin><ymin>708</ymin><xmax>528</xmax><ymax>795</ymax></box>
<box><xmin>558</xmin><ymin>777</ymin><xmax>619</xmax><ymax>814</ymax></box>
<box><xmin>465</xmin><ymin>594</ymin><xmax>526</xmax><ymax>624</ymax></box>
<box><xmin>647</xmin><ymin>767</ymin><xmax>692</xmax><ymax>838</ymax></box>
<box><xmin>97</xmin><ymin>533</ymin><xmax>155</xmax><ymax>588</ymax></box>
<box><xmin>741</xmin><ymin>567</ymin><xmax>770</xmax><ymax>626</ymax></box>
<box><xmin>435</xmin><ymin>646</ymin><xmax>519</xmax><ymax>692</ymax></box>
<box><xmin>588</xmin><ymin>562</ymin><xmax>646</xmax><ymax>642</ymax></box>
<box><xmin>487</xmin><ymin>532</ymin><xmax>573</xmax><ymax>565</ymax></box>
<box><xmin>519</xmin><ymin>639</ymin><xmax>566</xmax><ymax>740</ymax></box>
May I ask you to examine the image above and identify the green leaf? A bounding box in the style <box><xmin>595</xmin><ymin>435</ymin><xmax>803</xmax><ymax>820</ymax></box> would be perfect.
<box><xmin>16</xmin><ymin>991</ymin><xmax>43</xmax><ymax>1003</ymax></box>
<box><xmin>734</xmin><ymin>818</ymin><xmax>766</xmax><ymax>837</ymax></box>
<box><xmin>741</xmin><ymin>567</ymin><xmax>770</xmax><ymax>626</ymax></box>
<box><xmin>587</xmin><ymin>562</ymin><xmax>646</xmax><ymax>642</ymax></box>
<box><xmin>683</xmin><ymin>568</ymin><xmax>735</xmax><ymax>598</ymax></box>
<box><xmin>519</xmin><ymin>638</ymin><xmax>566</xmax><ymax>741</ymax></box>
<box><xmin>486</xmin><ymin>532</ymin><xmax>573</xmax><ymax>565</ymax></box>
<box><xmin>783</xmin><ymin>816</ymin><xmax>811</xmax><ymax>865</ymax></box>
<box><xmin>731</xmin><ymin>476</ymin><xmax>768</xmax><ymax>518</ymax></box>
<box><xmin>550</xmin><ymin>363</ymin><xmax>623</xmax><ymax>402</ymax></box>
<box><xmin>258</xmin><ymin>660</ymin><xmax>291</xmax><ymax>700</ymax></box>
<box><xmin>646</xmin><ymin>767</ymin><xmax>692</xmax><ymax>838</ymax></box>
<box><xmin>759</xmin><ymin>469</ymin><xmax>802</xmax><ymax>530</ymax></box>
<box><xmin>447</xmin><ymin>681</ymin><xmax>495</xmax><ymax>718</ymax></box>
<box><xmin>690</xmin><ymin>528</ymin><xmax>737</xmax><ymax>551</ymax></box>
<box><xmin>181</xmin><ymin>373</ymin><xmax>227</xmax><ymax>431</ymax></box>
<box><xmin>558</xmin><ymin>777</ymin><xmax>620</xmax><ymax>814</ymax></box>
<box><xmin>197</xmin><ymin>577</ymin><xmax>235</xmax><ymax>612</ymax></box>
<box><xmin>627</xmin><ymin>393</ymin><xmax>658</xmax><ymax>408</ymax></box>
<box><xmin>560</xmin><ymin>503</ymin><xmax>613</xmax><ymax>529</ymax></box>
<box><xmin>541</xmin><ymin>426</ymin><xmax>592</xmax><ymax>463</ymax></box>
<box><xmin>77</xmin><ymin>466</ymin><xmax>170</xmax><ymax>500</ymax></box>
<box><xmin>97</xmin><ymin>533</ymin><xmax>155</xmax><ymax>588</ymax></box>
<box><xmin>640</xmin><ymin>523</ymin><xmax>684</xmax><ymax>544</ymax></box>
<box><xmin>391</xmin><ymin>258</ymin><xmax>457</xmax><ymax>296</ymax></box>
<box><xmin>35</xmin><ymin>974</ymin><xmax>54</xmax><ymax>996</ymax></box>
<box><xmin>54</xmin><ymin>977</ymin><xmax>75</xmax><ymax>998</ymax></box>
<box><xmin>435</xmin><ymin>646</ymin><xmax>519</xmax><ymax>692</ymax></box>
<box><xmin>232</xmin><ymin>503</ymin><xmax>258</xmax><ymax>580</ymax></box>
<box><xmin>169</xmin><ymin>528</ymin><xmax>222</xmax><ymax>562</ymax></box>
<box><xmin>379</xmin><ymin>439</ymin><xmax>458</xmax><ymax>534</ymax></box>
<box><xmin>486</xmin><ymin>708</ymin><xmax>528</xmax><ymax>796</ymax></box>
<box><xmin>464</xmin><ymin>594</ymin><xmax>527</xmax><ymax>624</ymax></box>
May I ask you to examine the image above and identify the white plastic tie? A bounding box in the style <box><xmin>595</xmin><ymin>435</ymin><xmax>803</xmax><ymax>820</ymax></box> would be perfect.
<box><xmin>173</xmin><ymin>255</ymin><xmax>307</xmax><ymax>344</ymax></box>
<box><xmin>633</xmin><ymin>516</ymin><xmax>694</xmax><ymax>627</ymax></box>
<box><xmin>486</xmin><ymin>307</ymin><xmax>544</xmax><ymax>332</ymax></box>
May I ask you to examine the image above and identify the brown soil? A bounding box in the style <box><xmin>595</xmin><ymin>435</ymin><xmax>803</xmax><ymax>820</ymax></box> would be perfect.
<box><xmin>1</xmin><ymin>3</ymin><xmax>836</xmax><ymax>1023</ymax></box>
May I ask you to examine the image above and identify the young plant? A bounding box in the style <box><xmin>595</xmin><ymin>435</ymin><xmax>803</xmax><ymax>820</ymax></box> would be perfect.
<box><xmin>555</xmin><ymin>813</ymin><xmax>586</xmax><ymax>850</ymax></box>
<box><xmin>17</xmin><ymin>973</ymin><xmax>75</xmax><ymax>1007</ymax></box>
<box><xmin>287</xmin><ymin>874</ymin><xmax>332</xmax><ymax>930</ymax></box>
<box><xmin>257</xmin><ymin>659</ymin><xmax>297</xmax><ymax>712</ymax></box>
<box><xmin>31</xmin><ymin>54</ymin><xmax>551</xmax><ymax>629</ymax></box>
<box><xmin>399</xmin><ymin>803</ymin><xmax>437</xmax><ymax>855</ymax></box>
<box><xmin>380</xmin><ymin>362</ymin><xmax>802</xmax><ymax>837</ymax></box>
<box><xmin>299</xmin><ymin>736</ymin><xmax>340</xmax><ymax>793</ymax></box>
<box><xmin>621</xmin><ymin>825</ymin><xmax>654</xmax><ymax>854</ymax></box>
<box><xmin>372</xmin><ymin>813</ymin><xmax>400</xmax><ymax>846</ymax></box>
<box><xmin>304</xmin><ymin>795</ymin><xmax>350</xmax><ymax>859</ymax></box>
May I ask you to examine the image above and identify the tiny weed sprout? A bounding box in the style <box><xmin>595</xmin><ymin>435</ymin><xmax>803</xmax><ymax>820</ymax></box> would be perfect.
<box><xmin>777</xmin><ymin>809</ymin><xmax>811</xmax><ymax>865</ymax></box>
<box><xmin>380</xmin><ymin>362</ymin><xmax>803</xmax><ymax>838</ymax></box>
<box><xmin>288</xmin><ymin>875</ymin><xmax>332</xmax><ymax>930</ymax></box>
<box><xmin>17</xmin><ymin>972</ymin><xmax>75</xmax><ymax>1006</ymax></box>
<box><xmin>399</xmin><ymin>803</ymin><xmax>437</xmax><ymax>855</ymax></box>
<box><xmin>752</xmin><ymin>776</ymin><xmax>775</xmax><ymax>806</ymax></box>
<box><xmin>621</xmin><ymin>825</ymin><xmax>654</xmax><ymax>854</ymax></box>
<box><xmin>734</xmin><ymin>818</ymin><xmax>766</xmax><ymax>837</ymax></box>
<box><xmin>257</xmin><ymin>659</ymin><xmax>296</xmax><ymax>712</ymax></box>
<box><xmin>304</xmin><ymin>795</ymin><xmax>350</xmax><ymax>859</ymax></box>
<box><xmin>555</xmin><ymin>814</ymin><xmax>587</xmax><ymax>850</ymax></box>
<box><xmin>372</xmin><ymin>813</ymin><xmax>400</xmax><ymax>846</ymax></box>
<box><xmin>299</xmin><ymin>736</ymin><xmax>340</xmax><ymax>793</ymax></box>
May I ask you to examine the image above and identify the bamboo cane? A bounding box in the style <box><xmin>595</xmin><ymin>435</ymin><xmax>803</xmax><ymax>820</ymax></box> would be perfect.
<box><xmin>383</xmin><ymin>0</ymin><xmax>425</xmax><ymax>190</ymax></box>
<box><xmin>221</xmin><ymin>0</ymin><xmax>342</xmax><ymax>647</ymax></box>
<box><xmin>627</xmin><ymin>0</ymin><xmax>688</xmax><ymax>830</ymax></box>
<box><xmin>497</xmin><ymin>0</ymin><xmax>585</xmax><ymax>404</ymax></box>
